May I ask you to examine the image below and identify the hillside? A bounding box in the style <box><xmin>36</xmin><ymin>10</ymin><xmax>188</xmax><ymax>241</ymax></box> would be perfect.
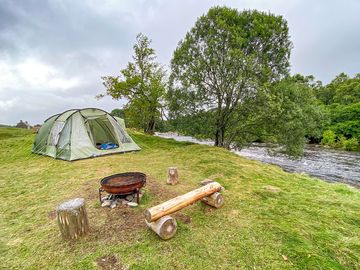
<box><xmin>0</xmin><ymin>128</ymin><xmax>359</xmax><ymax>269</ymax></box>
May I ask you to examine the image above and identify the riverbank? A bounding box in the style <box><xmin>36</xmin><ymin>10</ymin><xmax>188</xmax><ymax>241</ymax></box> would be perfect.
<box><xmin>1</xmin><ymin>128</ymin><xmax>359</xmax><ymax>269</ymax></box>
<box><xmin>155</xmin><ymin>132</ymin><xmax>360</xmax><ymax>188</ymax></box>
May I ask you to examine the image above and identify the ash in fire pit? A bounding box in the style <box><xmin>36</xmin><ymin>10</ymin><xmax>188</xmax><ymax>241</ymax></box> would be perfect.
<box><xmin>99</xmin><ymin>172</ymin><xmax>146</xmax><ymax>208</ymax></box>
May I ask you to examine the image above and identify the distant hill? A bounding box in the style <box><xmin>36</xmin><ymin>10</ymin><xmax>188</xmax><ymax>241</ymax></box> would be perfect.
<box><xmin>0</xmin><ymin>124</ymin><xmax>12</xmax><ymax>128</ymax></box>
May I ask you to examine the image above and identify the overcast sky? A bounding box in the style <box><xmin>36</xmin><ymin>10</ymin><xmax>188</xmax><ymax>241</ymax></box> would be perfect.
<box><xmin>0</xmin><ymin>0</ymin><xmax>359</xmax><ymax>125</ymax></box>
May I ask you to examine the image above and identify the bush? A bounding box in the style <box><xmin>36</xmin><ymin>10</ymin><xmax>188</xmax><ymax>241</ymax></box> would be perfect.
<box><xmin>321</xmin><ymin>130</ymin><xmax>336</xmax><ymax>146</ymax></box>
<box><xmin>341</xmin><ymin>137</ymin><xmax>359</xmax><ymax>151</ymax></box>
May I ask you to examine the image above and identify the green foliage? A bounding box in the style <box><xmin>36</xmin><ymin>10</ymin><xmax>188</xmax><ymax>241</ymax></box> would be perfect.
<box><xmin>331</xmin><ymin>120</ymin><xmax>360</xmax><ymax>140</ymax></box>
<box><xmin>110</xmin><ymin>108</ymin><xmax>125</xmax><ymax>119</ymax></box>
<box><xmin>316</xmin><ymin>73</ymin><xmax>360</xmax><ymax>150</ymax></box>
<box><xmin>321</xmin><ymin>130</ymin><xmax>359</xmax><ymax>151</ymax></box>
<box><xmin>316</xmin><ymin>73</ymin><xmax>350</xmax><ymax>105</ymax></box>
<box><xmin>341</xmin><ymin>137</ymin><xmax>359</xmax><ymax>151</ymax></box>
<box><xmin>262</xmin><ymin>77</ymin><xmax>325</xmax><ymax>156</ymax></box>
<box><xmin>99</xmin><ymin>34</ymin><xmax>166</xmax><ymax>134</ymax></box>
<box><xmin>333</xmin><ymin>73</ymin><xmax>360</xmax><ymax>105</ymax></box>
<box><xmin>166</xmin><ymin>110</ymin><xmax>216</xmax><ymax>139</ymax></box>
<box><xmin>169</xmin><ymin>7</ymin><xmax>292</xmax><ymax>148</ymax></box>
<box><xmin>321</xmin><ymin>130</ymin><xmax>336</xmax><ymax>146</ymax></box>
<box><xmin>330</xmin><ymin>102</ymin><xmax>360</xmax><ymax>124</ymax></box>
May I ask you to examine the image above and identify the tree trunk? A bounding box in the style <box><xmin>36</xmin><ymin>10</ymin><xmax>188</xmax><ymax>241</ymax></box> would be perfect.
<box><xmin>167</xmin><ymin>167</ymin><xmax>179</xmax><ymax>185</ymax></box>
<box><xmin>220</xmin><ymin>126</ymin><xmax>226</xmax><ymax>147</ymax></box>
<box><xmin>215</xmin><ymin>99</ymin><xmax>222</xmax><ymax>146</ymax></box>
<box><xmin>145</xmin><ymin>215</ymin><xmax>177</xmax><ymax>240</ymax></box>
<box><xmin>144</xmin><ymin>118</ymin><xmax>155</xmax><ymax>134</ymax></box>
<box><xmin>144</xmin><ymin>109</ymin><xmax>156</xmax><ymax>134</ymax></box>
<box><xmin>215</xmin><ymin>128</ymin><xmax>225</xmax><ymax>147</ymax></box>
<box><xmin>56</xmin><ymin>198</ymin><xmax>89</xmax><ymax>240</ymax></box>
<box><xmin>214</xmin><ymin>118</ymin><xmax>226</xmax><ymax>147</ymax></box>
<box><xmin>215</xmin><ymin>129</ymin><xmax>219</xmax><ymax>146</ymax></box>
<box><xmin>144</xmin><ymin>181</ymin><xmax>222</xmax><ymax>222</ymax></box>
<box><xmin>201</xmin><ymin>192</ymin><xmax>224</xmax><ymax>208</ymax></box>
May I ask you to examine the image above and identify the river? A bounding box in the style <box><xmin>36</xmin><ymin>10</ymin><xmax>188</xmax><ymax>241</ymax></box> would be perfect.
<box><xmin>155</xmin><ymin>132</ymin><xmax>360</xmax><ymax>188</ymax></box>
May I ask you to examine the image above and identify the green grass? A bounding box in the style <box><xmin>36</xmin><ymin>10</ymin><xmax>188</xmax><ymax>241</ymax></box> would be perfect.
<box><xmin>0</xmin><ymin>127</ymin><xmax>359</xmax><ymax>269</ymax></box>
<box><xmin>0</xmin><ymin>127</ymin><xmax>32</xmax><ymax>140</ymax></box>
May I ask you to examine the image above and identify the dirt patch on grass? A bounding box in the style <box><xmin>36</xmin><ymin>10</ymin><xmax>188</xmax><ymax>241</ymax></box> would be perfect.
<box><xmin>174</xmin><ymin>212</ymin><xmax>191</xmax><ymax>224</ymax></box>
<box><xmin>88</xmin><ymin>177</ymin><xmax>181</xmax><ymax>243</ymax></box>
<box><xmin>264</xmin><ymin>185</ymin><xmax>282</xmax><ymax>193</ymax></box>
<box><xmin>203</xmin><ymin>206</ymin><xmax>215</xmax><ymax>214</ymax></box>
<box><xmin>228</xmin><ymin>209</ymin><xmax>240</xmax><ymax>218</ymax></box>
<box><xmin>96</xmin><ymin>255</ymin><xmax>128</xmax><ymax>270</ymax></box>
<box><xmin>145</xmin><ymin>177</ymin><xmax>179</xmax><ymax>202</ymax></box>
<box><xmin>82</xmin><ymin>178</ymin><xmax>99</xmax><ymax>200</ymax></box>
<box><xmin>48</xmin><ymin>210</ymin><xmax>56</xmax><ymax>220</ymax></box>
<box><xmin>95</xmin><ymin>207</ymin><xmax>145</xmax><ymax>242</ymax></box>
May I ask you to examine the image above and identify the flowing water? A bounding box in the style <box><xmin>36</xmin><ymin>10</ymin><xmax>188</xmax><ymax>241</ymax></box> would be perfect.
<box><xmin>155</xmin><ymin>132</ymin><xmax>360</xmax><ymax>188</ymax></box>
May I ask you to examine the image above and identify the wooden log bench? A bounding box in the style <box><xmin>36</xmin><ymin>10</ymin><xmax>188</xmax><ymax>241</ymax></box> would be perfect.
<box><xmin>144</xmin><ymin>180</ymin><xmax>224</xmax><ymax>239</ymax></box>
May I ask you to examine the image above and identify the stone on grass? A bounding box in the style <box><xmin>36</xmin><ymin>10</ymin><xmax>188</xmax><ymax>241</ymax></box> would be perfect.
<box><xmin>101</xmin><ymin>196</ymin><xmax>109</xmax><ymax>203</ymax></box>
<box><xmin>101</xmin><ymin>200</ymin><xmax>112</xmax><ymax>207</ymax></box>
<box><xmin>121</xmin><ymin>200</ymin><xmax>128</xmax><ymax>205</ymax></box>
<box><xmin>110</xmin><ymin>201</ymin><xmax>118</xmax><ymax>209</ymax></box>
<box><xmin>116</xmin><ymin>199</ymin><xmax>125</xmax><ymax>204</ymax></box>
<box><xmin>126</xmin><ymin>195</ymin><xmax>134</xmax><ymax>202</ymax></box>
<box><xmin>126</xmin><ymin>202</ymin><xmax>138</xmax><ymax>207</ymax></box>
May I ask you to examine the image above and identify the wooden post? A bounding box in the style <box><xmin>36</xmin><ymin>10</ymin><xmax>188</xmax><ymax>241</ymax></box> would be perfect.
<box><xmin>167</xmin><ymin>167</ymin><xmax>179</xmax><ymax>185</ymax></box>
<box><xmin>145</xmin><ymin>215</ymin><xmax>177</xmax><ymax>240</ymax></box>
<box><xmin>144</xmin><ymin>181</ymin><xmax>222</xmax><ymax>222</ymax></box>
<box><xmin>201</xmin><ymin>192</ymin><xmax>224</xmax><ymax>208</ymax></box>
<box><xmin>56</xmin><ymin>198</ymin><xmax>89</xmax><ymax>240</ymax></box>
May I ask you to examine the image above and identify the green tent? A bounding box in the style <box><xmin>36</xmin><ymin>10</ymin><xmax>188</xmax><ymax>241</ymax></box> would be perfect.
<box><xmin>32</xmin><ymin>108</ymin><xmax>140</xmax><ymax>161</ymax></box>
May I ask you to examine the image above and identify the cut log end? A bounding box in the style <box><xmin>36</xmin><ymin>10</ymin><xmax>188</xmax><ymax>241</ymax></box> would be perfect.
<box><xmin>201</xmin><ymin>192</ymin><xmax>224</xmax><ymax>208</ymax></box>
<box><xmin>57</xmin><ymin>198</ymin><xmax>85</xmax><ymax>213</ymax></box>
<box><xmin>144</xmin><ymin>209</ymin><xmax>152</xmax><ymax>223</ymax></box>
<box><xmin>146</xmin><ymin>216</ymin><xmax>177</xmax><ymax>240</ymax></box>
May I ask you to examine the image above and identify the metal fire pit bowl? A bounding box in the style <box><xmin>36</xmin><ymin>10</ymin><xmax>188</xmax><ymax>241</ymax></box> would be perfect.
<box><xmin>99</xmin><ymin>172</ymin><xmax>146</xmax><ymax>203</ymax></box>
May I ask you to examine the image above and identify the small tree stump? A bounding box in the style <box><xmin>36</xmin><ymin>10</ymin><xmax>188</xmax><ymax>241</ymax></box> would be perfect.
<box><xmin>145</xmin><ymin>215</ymin><xmax>177</xmax><ymax>240</ymax></box>
<box><xmin>201</xmin><ymin>192</ymin><xmax>224</xmax><ymax>208</ymax></box>
<box><xmin>56</xmin><ymin>198</ymin><xmax>89</xmax><ymax>240</ymax></box>
<box><xmin>167</xmin><ymin>167</ymin><xmax>179</xmax><ymax>185</ymax></box>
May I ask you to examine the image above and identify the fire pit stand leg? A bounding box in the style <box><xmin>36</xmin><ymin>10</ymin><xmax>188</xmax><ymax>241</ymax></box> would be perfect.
<box><xmin>99</xmin><ymin>188</ymin><xmax>104</xmax><ymax>203</ymax></box>
<box><xmin>136</xmin><ymin>188</ymin><xmax>140</xmax><ymax>204</ymax></box>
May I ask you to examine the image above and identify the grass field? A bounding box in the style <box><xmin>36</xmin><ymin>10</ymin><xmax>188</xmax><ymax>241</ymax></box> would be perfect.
<box><xmin>0</xmin><ymin>128</ymin><xmax>359</xmax><ymax>269</ymax></box>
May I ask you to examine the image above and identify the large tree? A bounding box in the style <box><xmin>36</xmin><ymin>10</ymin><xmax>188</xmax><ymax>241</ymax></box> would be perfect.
<box><xmin>168</xmin><ymin>7</ymin><xmax>292</xmax><ymax>148</ymax></box>
<box><xmin>98</xmin><ymin>34</ymin><xmax>166</xmax><ymax>134</ymax></box>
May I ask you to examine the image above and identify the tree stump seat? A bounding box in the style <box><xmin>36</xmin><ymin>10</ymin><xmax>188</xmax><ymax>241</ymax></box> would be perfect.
<box><xmin>56</xmin><ymin>198</ymin><xmax>89</xmax><ymax>240</ymax></box>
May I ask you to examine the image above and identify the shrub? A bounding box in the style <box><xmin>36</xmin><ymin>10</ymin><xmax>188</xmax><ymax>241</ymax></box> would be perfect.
<box><xmin>341</xmin><ymin>137</ymin><xmax>359</xmax><ymax>151</ymax></box>
<box><xmin>321</xmin><ymin>130</ymin><xmax>336</xmax><ymax>146</ymax></box>
<box><xmin>337</xmin><ymin>135</ymin><xmax>347</xmax><ymax>148</ymax></box>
